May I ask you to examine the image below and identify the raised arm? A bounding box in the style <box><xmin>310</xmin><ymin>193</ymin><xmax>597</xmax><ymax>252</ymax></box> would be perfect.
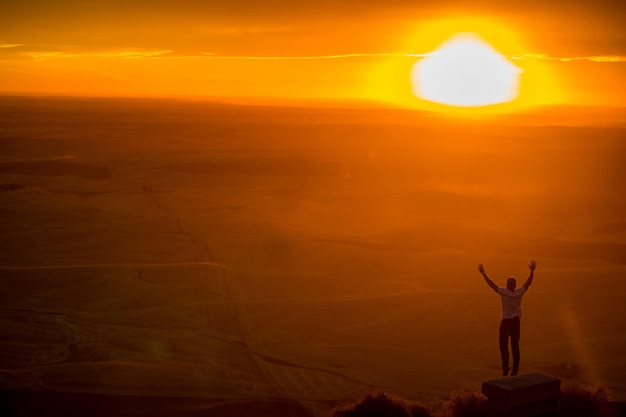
<box><xmin>522</xmin><ymin>260</ymin><xmax>537</xmax><ymax>290</ymax></box>
<box><xmin>477</xmin><ymin>264</ymin><xmax>499</xmax><ymax>293</ymax></box>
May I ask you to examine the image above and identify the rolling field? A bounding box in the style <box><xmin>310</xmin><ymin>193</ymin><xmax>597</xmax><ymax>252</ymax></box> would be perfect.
<box><xmin>1</xmin><ymin>96</ymin><xmax>625</xmax><ymax>416</ymax></box>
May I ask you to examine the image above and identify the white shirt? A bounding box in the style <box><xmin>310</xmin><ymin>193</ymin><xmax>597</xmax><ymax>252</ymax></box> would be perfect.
<box><xmin>497</xmin><ymin>286</ymin><xmax>527</xmax><ymax>319</ymax></box>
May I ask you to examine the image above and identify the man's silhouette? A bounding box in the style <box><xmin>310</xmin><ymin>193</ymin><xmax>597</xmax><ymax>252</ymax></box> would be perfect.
<box><xmin>477</xmin><ymin>260</ymin><xmax>537</xmax><ymax>376</ymax></box>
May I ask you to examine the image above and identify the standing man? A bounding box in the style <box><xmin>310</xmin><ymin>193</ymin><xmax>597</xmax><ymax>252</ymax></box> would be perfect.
<box><xmin>477</xmin><ymin>260</ymin><xmax>537</xmax><ymax>376</ymax></box>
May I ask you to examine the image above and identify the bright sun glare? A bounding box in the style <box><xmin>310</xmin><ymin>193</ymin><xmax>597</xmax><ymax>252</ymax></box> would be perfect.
<box><xmin>411</xmin><ymin>33</ymin><xmax>521</xmax><ymax>107</ymax></box>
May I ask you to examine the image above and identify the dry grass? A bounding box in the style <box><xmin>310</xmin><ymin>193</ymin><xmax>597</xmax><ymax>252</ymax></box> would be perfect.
<box><xmin>444</xmin><ymin>385</ymin><xmax>487</xmax><ymax>417</ymax></box>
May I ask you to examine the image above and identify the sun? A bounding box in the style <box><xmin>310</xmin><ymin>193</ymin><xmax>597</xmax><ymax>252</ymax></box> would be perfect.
<box><xmin>364</xmin><ymin>16</ymin><xmax>561</xmax><ymax>111</ymax></box>
<box><xmin>411</xmin><ymin>33</ymin><xmax>521</xmax><ymax>107</ymax></box>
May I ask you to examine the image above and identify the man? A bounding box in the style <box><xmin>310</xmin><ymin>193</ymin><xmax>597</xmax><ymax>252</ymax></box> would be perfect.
<box><xmin>477</xmin><ymin>260</ymin><xmax>537</xmax><ymax>376</ymax></box>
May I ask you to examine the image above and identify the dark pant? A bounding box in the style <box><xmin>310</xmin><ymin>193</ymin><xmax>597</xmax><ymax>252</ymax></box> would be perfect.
<box><xmin>499</xmin><ymin>316</ymin><xmax>521</xmax><ymax>370</ymax></box>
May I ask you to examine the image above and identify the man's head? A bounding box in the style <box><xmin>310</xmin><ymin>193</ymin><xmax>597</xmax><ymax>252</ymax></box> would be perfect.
<box><xmin>507</xmin><ymin>277</ymin><xmax>516</xmax><ymax>291</ymax></box>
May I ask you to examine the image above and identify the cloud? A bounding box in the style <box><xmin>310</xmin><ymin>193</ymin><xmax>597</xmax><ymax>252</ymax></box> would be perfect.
<box><xmin>563</xmin><ymin>55</ymin><xmax>626</xmax><ymax>62</ymax></box>
<box><xmin>6</xmin><ymin>44</ymin><xmax>626</xmax><ymax>65</ymax></box>
<box><xmin>23</xmin><ymin>49</ymin><xmax>175</xmax><ymax>60</ymax></box>
<box><xmin>197</xmin><ymin>25</ymin><xmax>296</xmax><ymax>36</ymax></box>
<box><xmin>199</xmin><ymin>51</ymin><xmax>626</xmax><ymax>63</ymax></box>
<box><xmin>201</xmin><ymin>52</ymin><xmax>429</xmax><ymax>60</ymax></box>
<box><xmin>511</xmin><ymin>53</ymin><xmax>626</xmax><ymax>62</ymax></box>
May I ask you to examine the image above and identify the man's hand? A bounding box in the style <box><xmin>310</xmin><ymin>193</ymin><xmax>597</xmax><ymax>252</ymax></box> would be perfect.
<box><xmin>478</xmin><ymin>263</ymin><xmax>498</xmax><ymax>292</ymax></box>
<box><xmin>523</xmin><ymin>260</ymin><xmax>537</xmax><ymax>290</ymax></box>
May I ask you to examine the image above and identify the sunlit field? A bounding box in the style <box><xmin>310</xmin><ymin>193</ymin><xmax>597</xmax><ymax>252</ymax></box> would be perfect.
<box><xmin>0</xmin><ymin>96</ymin><xmax>625</xmax><ymax>416</ymax></box>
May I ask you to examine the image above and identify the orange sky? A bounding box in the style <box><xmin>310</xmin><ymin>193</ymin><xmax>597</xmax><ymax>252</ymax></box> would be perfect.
<box><xmin>1</xmin><ymin>0</ymin><xmax>625</xmax><ymax>108</ymax></box>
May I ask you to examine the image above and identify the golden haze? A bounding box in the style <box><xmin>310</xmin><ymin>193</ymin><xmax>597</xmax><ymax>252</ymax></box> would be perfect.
<box><xmin>0</xmin><ymin>11</ymin><xmax>624</xmax><ymax>108</ymax></box>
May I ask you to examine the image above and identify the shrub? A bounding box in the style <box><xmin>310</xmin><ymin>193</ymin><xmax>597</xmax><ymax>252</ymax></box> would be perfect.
<box><xmin>409</xmin><ymin>403</ymin><xmax>432</xmax><ymax>417</ymax></box>
<box><xmin>445</xmin><ymin>385</ymin><xmax>487</xmax><ymax>417</ymax></box>
<box><xmin>557</xmin><ymin>382</ymin><xmax>611</xmax><ymax>417</ymax></box>
<box><xmin>329</xmin><ymin>392</ymin><xmax>431</xmax><ymax>417</ymax></box>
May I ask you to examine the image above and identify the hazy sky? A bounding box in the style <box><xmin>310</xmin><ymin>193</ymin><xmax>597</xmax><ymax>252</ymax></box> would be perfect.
<box><xmin>1</xmin><ymin>0</ymin><xmax>625</xmax><ymax>106</ymax></box>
